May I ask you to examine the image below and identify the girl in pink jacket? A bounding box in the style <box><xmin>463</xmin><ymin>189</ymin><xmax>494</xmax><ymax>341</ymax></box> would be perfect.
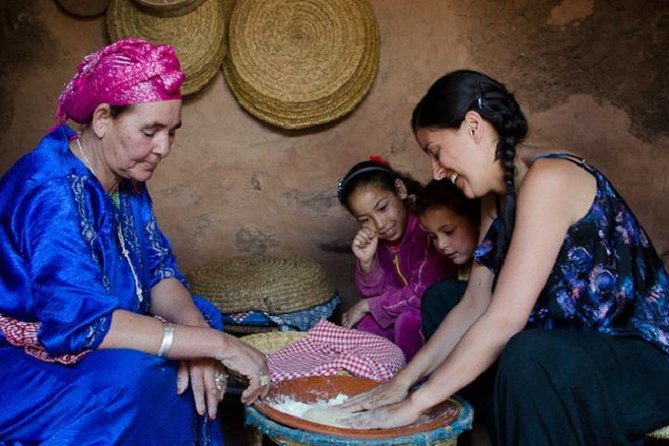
<box><xmin>338</xmin><ymin>157</ymin><xmax>456</xmax><ymax>360</ymax></box>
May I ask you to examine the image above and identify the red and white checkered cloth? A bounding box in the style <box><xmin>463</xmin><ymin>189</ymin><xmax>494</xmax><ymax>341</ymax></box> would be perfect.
<box><xmin>0</xmin><ymin>314</ymin><xmax>89</xmax><ymax>365</ymax></box>
<box><xmin>267</xmin><ymin>320</ymin><xmax>406</xmax><ymax>382</ymax></box>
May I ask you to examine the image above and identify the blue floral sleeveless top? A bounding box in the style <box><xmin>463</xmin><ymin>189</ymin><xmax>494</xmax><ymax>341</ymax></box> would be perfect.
<box><xmin>473</xmin><ymin>153</ymin><xmax>669</xmax><ymax>356</ymax></box>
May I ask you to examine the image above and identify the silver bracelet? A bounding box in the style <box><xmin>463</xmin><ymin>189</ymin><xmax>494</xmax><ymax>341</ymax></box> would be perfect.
<box><xmin>157</xmin><ymin>323</ymin><xmax>176</xmax><ymax>358</ymax></box>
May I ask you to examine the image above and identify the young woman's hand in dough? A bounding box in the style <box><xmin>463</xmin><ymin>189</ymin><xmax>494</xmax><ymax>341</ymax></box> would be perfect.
<box><xmin>336</xmin><ymin>378</ymin><xmax>410</xmax><ymax>413</ymax></box>
<box><xmin>341</xmin><ymin>399</ymin><xmax>422</xmax><ymax>430</ymax></box>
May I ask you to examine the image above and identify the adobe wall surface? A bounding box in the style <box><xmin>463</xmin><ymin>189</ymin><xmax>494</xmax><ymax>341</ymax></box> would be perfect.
<box><xmin>1</xmin><ymin>0</ymin><xmax>667</xmax><ymax>309</ymax></box>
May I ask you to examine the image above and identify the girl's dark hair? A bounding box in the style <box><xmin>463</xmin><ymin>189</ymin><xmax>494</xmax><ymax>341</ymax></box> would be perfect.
<box><xmin>413</xmin><ymin>179</ymin><xmax>480</xmax><ymax>228</ymax></box>
<box><xmin>411</xmin><ymin>69</ymin><xmax>527</xmax><ymax>273</ymax></box>
<box><xmin>337</xmin><ymin>160</ymin><xmax>422</xmax><ymax>212</ymax></box>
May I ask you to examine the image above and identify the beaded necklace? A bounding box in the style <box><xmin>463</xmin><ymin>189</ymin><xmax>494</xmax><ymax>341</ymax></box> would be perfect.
<box><xmin>77</xmin><ymin>134</ymin><xmax>143</xmax><ymax>305</ymax></box>
<box><xmin>76</xmin><ymin>135</ymin><xmax>96</xmax><ymax>176</ymax></box>
<box><xmin>117</xmin><ymin>222</ymin><xmax>144</xmax><ymax>305</ymax></box>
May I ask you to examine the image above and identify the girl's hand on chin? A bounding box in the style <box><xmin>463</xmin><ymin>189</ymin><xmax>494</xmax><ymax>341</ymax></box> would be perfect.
<box><xmin>352</xmin><ymin>227</ymin><xmax>378</xmax><ymax>268</ymax></box>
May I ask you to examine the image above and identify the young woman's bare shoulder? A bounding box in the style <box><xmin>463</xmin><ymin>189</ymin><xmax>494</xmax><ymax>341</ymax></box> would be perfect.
<box><xmin>520</xmin><ymin>156</ymin><xmax>596</xmax><ymax>223</ymax></box>
<box><xmin>525</xmin><ymin>156</ymin><xmax>593</xmax><ymax>189</ymax></box>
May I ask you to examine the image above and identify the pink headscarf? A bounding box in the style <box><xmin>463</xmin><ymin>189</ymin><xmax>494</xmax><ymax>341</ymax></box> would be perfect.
<box><xmin>56</xmin><ymin>38</ymin><xmax>185</xmax><ymax>124</ymax></box>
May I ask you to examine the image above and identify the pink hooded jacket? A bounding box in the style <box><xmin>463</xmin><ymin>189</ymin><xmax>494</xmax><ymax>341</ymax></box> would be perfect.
<box><xmin>355</xmin><ymin>213</ymin><xmax>457</xmax><ymax>328</ymax></box>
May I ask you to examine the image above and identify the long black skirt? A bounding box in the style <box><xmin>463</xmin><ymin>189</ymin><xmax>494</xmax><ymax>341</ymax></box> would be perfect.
<box><xmin>420</xmin><ymin>279</ymin><xmax>669</xmax><ymax>446</ymax></box>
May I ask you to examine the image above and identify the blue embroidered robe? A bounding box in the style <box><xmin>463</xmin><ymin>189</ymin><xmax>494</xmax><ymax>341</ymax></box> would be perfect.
<box><xmin>0</xmin><ymin>126</ymin><xmax>223</xmax><ymax>445</ymax></box>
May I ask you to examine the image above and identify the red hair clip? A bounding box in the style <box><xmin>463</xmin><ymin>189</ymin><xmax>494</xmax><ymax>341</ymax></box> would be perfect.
<box><xmin>369</xmin><ymin>154</ymin><xmax>388</xmax><ymax>165</ymax></box>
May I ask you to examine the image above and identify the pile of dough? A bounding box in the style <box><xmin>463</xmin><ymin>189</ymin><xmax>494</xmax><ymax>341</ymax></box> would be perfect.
<box><xmin>301</xmin><ymin>405</ymin><xmax>357</xmax><ymax>428</ymax></box>
<box><xmin>270</xmin><ymin>393</ymin><xmax>355</xmax><ymax>428</ymax></box>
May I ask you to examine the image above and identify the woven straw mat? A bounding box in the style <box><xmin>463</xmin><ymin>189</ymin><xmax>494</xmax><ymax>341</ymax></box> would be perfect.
<box><xmin>107</xmin><ymin>0</ymin><xmax>227</xmax><ymax>95</ymax></box>
<box><xmin>130</xmin><ymin>0</ymin><xmax>207</xmax><ymax>17</ymax></box>
<box><xmin>187</xmin><ymin>256</ymin><xmax>336</xmax><ymax>314</ymax></box>
<box><xmin>241</xmin><ymin>331</ymin><xmax>307</xmax><ymax>354</ymax></box>
<box><xmin>229</xmin><ymin>331</ymin><xmax>304</xmax><ymax>383</ymax></box>
<box><xmin>224</xmin><ymin>325</ymin><xmax>278</xmax><ymax>335</ymax></box>
<box><xmin>222</xmin><ymin>0</ymin><xmax>380</xmax><ymax>129</ymax></box>
<box><xmin>57</xmin><ymin>0</ymin><xmax>109</xmax><ymax>16</ymax></box>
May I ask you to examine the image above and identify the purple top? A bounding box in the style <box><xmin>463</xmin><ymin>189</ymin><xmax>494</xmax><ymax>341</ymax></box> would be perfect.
<box><xmin>474</xmin><ymin>153</ymin><xmax>669</xmax><ymax>356</ymax></box>
<box><xmin>355</xmin><ymin>213</ymin><xmax>457</xmax><ymax>328</ymax></box>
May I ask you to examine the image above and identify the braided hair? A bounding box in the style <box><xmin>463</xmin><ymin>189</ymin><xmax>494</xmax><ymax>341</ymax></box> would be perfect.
<box><xmin>411</xmin><ymin>70</ymin><xmax>528</xmax><ymax>273</ymax></box>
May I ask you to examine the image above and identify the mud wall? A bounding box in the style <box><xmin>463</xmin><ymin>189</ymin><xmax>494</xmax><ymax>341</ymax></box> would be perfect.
<box><xmin>1</xmin><ymin>0</ymin><xmax>667</xmax><ymax>310</ymax></box>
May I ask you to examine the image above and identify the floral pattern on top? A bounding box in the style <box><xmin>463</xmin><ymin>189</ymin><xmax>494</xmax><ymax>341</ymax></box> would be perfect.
<box><xmin>473</xmin><ymin>153</ymin><xmax>669</xmax><ymax>355</ymax></box>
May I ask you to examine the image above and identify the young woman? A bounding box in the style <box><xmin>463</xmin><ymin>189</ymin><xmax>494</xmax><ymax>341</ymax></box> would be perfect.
<box><xmin>338</xmin><ymin>157</ymin><xmax>456</xmax><ymax>361</ymax></box>
<box><xmin>340</xmin><ymin>70</ymin><xmax>669</xmax><ymax>446</ymax></box>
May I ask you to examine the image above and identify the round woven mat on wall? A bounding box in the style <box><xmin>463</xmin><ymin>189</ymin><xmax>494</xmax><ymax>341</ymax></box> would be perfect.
<box><xmin>56</xmin><ymin>0</ymin><xmax>110</xmax><ymax>17</ymax></box>
<box><xmin>130</xmin><ymin>0</ymin><xmax>207</xmax><ymax>17</ymax></box>
<box><xmin>107</xmin><ymin>0</ymin><xmax>227</xmax><ymax>95</ymax></box>
<box><xmin>187</xmin><ymin>256</ymin><xmax>336</xmax><ymax>314</ymax></box>
<box><xmin>222</xmin><ymin>0</ymin><xmax>380</xmax><ymax>130</ymax></box>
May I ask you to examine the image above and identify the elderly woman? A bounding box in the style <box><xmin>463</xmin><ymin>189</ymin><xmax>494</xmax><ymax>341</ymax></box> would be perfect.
<box><xmin>0</xmin><ymin>38</ymin><xmax>269</xmax><ymax>445</ymax></box>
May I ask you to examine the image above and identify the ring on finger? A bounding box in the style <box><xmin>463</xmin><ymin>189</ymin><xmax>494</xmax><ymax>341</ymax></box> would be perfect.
<box><xmin>259</xmin><ymin>374</ymin><xmax>270</xmax><ymax>386</ymax></box>
<box><xmin>215</xmin><ymin>372</ymin><xmax>228</xmax><ymax>392</ymax></box>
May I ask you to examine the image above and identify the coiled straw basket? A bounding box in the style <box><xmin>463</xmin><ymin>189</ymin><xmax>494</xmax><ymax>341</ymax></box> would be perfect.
<box><xmin>187</xmin><ymin>256</ymin><xmax>335</xmax><ymax>315</ymax></box>
<box><xmin>222</xmin><ymin>0</ymin><xmax>380</xmax><ymax>129</ymax></box>
<box><xmin>107</xmin><ymin>0</ymin><xmax>227</xmax><ymax>95</ymax></box>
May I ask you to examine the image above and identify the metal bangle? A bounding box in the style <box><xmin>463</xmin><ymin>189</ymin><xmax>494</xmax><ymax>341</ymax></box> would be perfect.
<box><xmin>157</xmin><ymin>323</ymin><xmax>176</xmax><ymax>358</ymax></box>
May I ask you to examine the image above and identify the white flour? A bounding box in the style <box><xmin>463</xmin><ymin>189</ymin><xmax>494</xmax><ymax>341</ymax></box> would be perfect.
<box><xmin>268</xmin><ymin>393</ymin><xmax>357</xmax><ymax>428</ymax></box>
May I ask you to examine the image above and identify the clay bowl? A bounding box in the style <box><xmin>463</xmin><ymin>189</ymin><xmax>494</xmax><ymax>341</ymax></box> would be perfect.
<box><xmin>252</xmin><ymin>375</ymin><xmax>464</xmax><ymax>439</ymax></box>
